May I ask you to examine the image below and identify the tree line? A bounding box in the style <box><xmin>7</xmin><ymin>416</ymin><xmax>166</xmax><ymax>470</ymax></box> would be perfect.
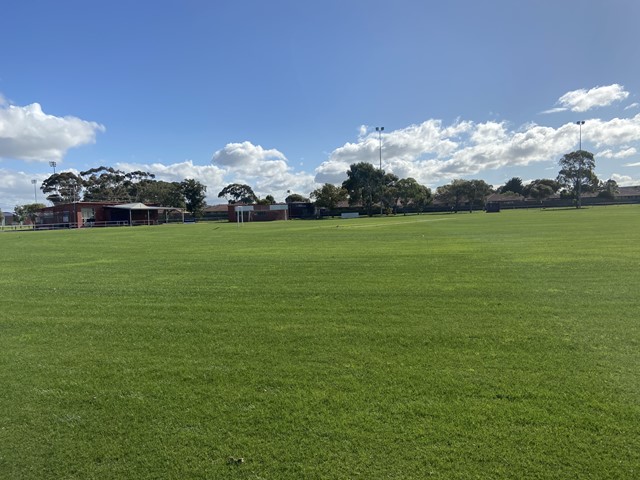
<box><xmin>12</xmin><ymin>149</ymin><xmax>617</xmax><ymax>224</ymax></box>
<box><xmin>218</xmin><ymin>149</ymin><xmax>615</xmax><ymax>215</ymax></box>
<box><xmin>12</xmin><ymin>167</ymin><xmax>208</xmax><ymax>224</ymax></box>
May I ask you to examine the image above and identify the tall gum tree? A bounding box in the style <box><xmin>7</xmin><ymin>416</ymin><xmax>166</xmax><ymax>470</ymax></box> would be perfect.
<box><xmin>557</xmin><ymin>150</ymin><xmax>598</xmax><ymax>208</ymax></box>
<box><xmin>342</xmin><ymin>162</ymin><xmax>384</xmax><ymax>216</ymax></box>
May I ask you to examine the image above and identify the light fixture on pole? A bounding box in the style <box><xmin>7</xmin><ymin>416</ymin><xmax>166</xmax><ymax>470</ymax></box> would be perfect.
<box><xmin>31</xmin><ymin>179</ymin><xmax>38</xmax><ymax>203</ymax></box>
<box><xmin>49</xmin><ymin>161</ymin><xmax>57</xmax><ymax>174</ymax></box>
<box><xmin>576</xmin><ymin>120</ymin><xmax>585</xmax><ymax>208</ymax></box>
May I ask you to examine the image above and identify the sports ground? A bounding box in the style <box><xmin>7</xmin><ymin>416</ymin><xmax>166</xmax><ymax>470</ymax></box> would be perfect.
<box><xmin>1</xmin><ymin>206</ymin><xmax>638</xmax><ymax>479</ymax></box>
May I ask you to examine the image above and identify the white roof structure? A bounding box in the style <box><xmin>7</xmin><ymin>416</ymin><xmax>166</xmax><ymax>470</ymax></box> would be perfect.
<box><xmin>106</xmin><ymin>203</ymin><xmax>184</xmax><ymax>225</ymax></box>
<box><xmin>108</xmin><ymin>202</ymin><xmax>180</xmax><ymax>211</ymax></box>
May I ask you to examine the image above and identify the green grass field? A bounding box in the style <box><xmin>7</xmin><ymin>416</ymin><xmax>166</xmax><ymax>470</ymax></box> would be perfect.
<box><xmin>1</xmin><ymin>206</ymin><xmax>639</xmax><ymax>479</ymax></box>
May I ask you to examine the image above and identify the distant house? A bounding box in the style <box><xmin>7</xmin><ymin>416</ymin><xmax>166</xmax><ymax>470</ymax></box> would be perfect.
<box><xmin>203</xmin><ymin>204</ymin><xmax>230</xmax><ymax>215</ymax></box>
<box><xmin>485</xmin><ymin>193</ymin><xmax>526</xmax><ymax>207</ymax></box>
<box><xmin>615</xmin><ymin>186</ymin><xmax>640</xmax><ymax>201</ymax></box>
<box><xmin>202</xmin><ymin>204</ymin><xmax>231</xmax><ymax>221</ymax></box>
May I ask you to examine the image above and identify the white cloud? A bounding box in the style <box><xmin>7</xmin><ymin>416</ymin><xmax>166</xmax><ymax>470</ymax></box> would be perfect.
<box><xmin>211</xmin><ymin>141</ymin><xmax>316</xmax><ymax>201</ymax></box>
<box><xmin>556</xmin><ymin>84</ymin><xmax>629</xmax><ymax>112</ymax></box>
<box><xmin>314</xmin><ymin>109</ymin><xmax>640</xmax><ymax>189</ymax></box>
<box><xmin>540</xmin><ymin>107</ymin><xmax>567</xmax><ymax>115</ymax></box>
<box><xmin>0</xmin><ymin>169</ymin><xmax>51</xmax><ymax>211</ymax></box>
<box><xmin>610</xmin><ymin>173</ymin><xmax>640</xmax><ymax>186</ymax></box>
<box><xmin>597</xmin><ymin>147</ymin><xmax>636</xmax><ymax>159</ymax></box>
<box><xmin>314</xmin><ymin>119</ymin><xmax>577</xmax><ymax>187</ymax></box>
<box><xmin>586</xmin><ymin>114</ymin><xmax>640</xmax><ymax>147</ymax></box>
<box><xmin>0</xmin><ymin>101</ymin><xmax>105</xmax><ymax>162</ymax></box>
<box><xmin>623</xmin><ymin>161</ymin><xmax>640</xmax><ymax>167</ymax></box>
<box><xmin>625</xmin><ymin>102</ymin><xmax>639</xmax><ymax>111</ymax></box>
<box><xmin>212</xmin><ymin>141</ymin><xmax>286</xmax><ymax>169</ymax></box>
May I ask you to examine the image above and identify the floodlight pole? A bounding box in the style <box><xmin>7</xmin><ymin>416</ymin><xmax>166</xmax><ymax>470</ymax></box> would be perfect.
<box><xmin>376</xmin><ymin>126</ymin><xmax>384</xmax><ymax>215</ymax></box>
<box><xmin>576</xmin><ymin>120</ymin><xmax>585</xmax><ymax>208</ymax></box>
<box><xmin>49</xmin><ymin>161</ymin><xmax>57</xmax><ymax>174</ymax></box>
<box><xmin>31</xmin><ymin>179</ymin><xmax>37</xmax><ymax>203</ymax></box>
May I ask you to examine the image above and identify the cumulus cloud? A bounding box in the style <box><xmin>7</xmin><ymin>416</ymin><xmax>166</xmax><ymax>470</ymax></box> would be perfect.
<box><xmin>314</xmin><ymin>110</ymin><xmax>640</xmax><ymax>188</ymax></box>
<box><xmin>586</xmin><ymin>114</ymin><xmax>640</xmax><ymax>147</ymax></box>
<box><xmin>314</xmin><ymin>119</ymin><xmax>578</xmax><ymax>187</ymax></box>
<box><xmin>0</xmin><ymin>101</ymin><xmax>105</xmax><ymax>162</ymax></box>
<box><xmin>556</xmin><ymin>84</ymin><xmax>629</xmax><ymax>112</ymax></box>
<box><xmin>597</xmin><ymin>147</ymin><xmax>636</xmax><ymax>159</ymax></box>
<box><xmin>211</xmin><ymin>141</ymin><xmax>316</xmax><ymax>200</ymax></box>
<box><xmin>0</xmin><ymin>169</ymin><xmax>50</xmax><ymax>211</ymax></box>
<box><xmin>609</xmin><ymin>173</ymin><xmax>640</xmax><ymax>186</ymax></box>
<box><xmin>212</xmin><ymin>141</ymin><xmax>286</xmax><ymax>169</ymax></box>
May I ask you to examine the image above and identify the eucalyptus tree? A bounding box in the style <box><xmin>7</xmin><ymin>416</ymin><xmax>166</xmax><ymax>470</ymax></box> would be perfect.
<box><xmin>181</xmin><ymin>179</ymin><xmax>207</xmax><ymax>216</ymax></box>
<box><xmin>499</xmin><ymin>177</ymin><xmax>524</xmax><ymax>195</ymax></box>
<box><xmin>310</xmin><ymin>183</ymin><xmax>347</xmax><ymax>212</ymax></box>
<box><xmin>523</xmin><ymin>179</ymin><xmax>561</xmax><ymax>204</ymax></box>
<box><xmin>598</xmin><ymin>179</ymin><xmax>619</xmax><ymax>200</ymax></box>
<box><xmin>435</xmin><ymin>179</ymin><xmax>470</xmax><ymax>213</ymax></box>
<box><xmin>557</xmin><ymin>150</ymin><xmax>598</xmax><ymax>208</ymax></box>
<box><xmin>285</xmin><ymin>193</ymin><xmax>309</xmax><ymax>203</ymax></box>
<box><xmin>13</xmin><ymin>203</ymin><xmax>46</xmax><ymax>224</ymax></box>
<box><xmin>137</xmin><ymin>180</ymin><xmax>186</xmax><ymax>207</ymax></box>
<box><xmin>396</xmin><ymin>177</ymin><xmax>431</xmax><ymax>214</ymax></box>
<box><xmin>380</xmin><ymin>173</ymin><xmax>400</xmax><ymax>213</ymax></box>
<box><xmin>217</xmin><ymin>183</ymin><xmax>258</xmax><ymax>204</ymax></box>
<box><xmin>40</xmin><ymin>172</ymin><xmax>84</xmax><ymax>204</ymax></box>
<box><xmin>81</xmin><ymin>166</ymin><xmax>132</xmax><ymax>201</ymax></box>
<box><xmin>257</xmin><ymin>195</ymin><xmax>276</xmax><ymax>205</ymax></box>
<box><xmin>342</xmin><ymin>162</ymin><xmax>384</xmax><ymax>216</ymax></box>
<box><xmin>466</xmin><ymin>179</ymin><xmax>493</xmax><ymax>212</ymax></box>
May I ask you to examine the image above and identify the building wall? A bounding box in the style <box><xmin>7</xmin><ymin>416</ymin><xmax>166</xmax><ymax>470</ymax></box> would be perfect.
<box><xmin>227</xmin><ymin>204</ymin><xmax>287</xmax><ymax>222</ymax></box>
<box><xmin>37</xmin><ymin>203</ymin><xmax>160</xmax><ymax>226</ymax></box>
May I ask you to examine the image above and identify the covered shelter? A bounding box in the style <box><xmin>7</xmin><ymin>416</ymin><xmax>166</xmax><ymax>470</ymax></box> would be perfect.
<box><xmin>105</xmin><ymin>203</ymin><xmax>184</xmax><ymax>226</ymax></box>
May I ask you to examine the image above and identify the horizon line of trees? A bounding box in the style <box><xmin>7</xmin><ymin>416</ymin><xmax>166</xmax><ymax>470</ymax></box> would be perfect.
<box><xmin>215</xmin><ymin>149</ymin><xmax>617</xmax><ymax>215</ymax></box>
<box><xmin>13</xmin><ymin>149</ymin><xmax>619</xmax><ymax>223</ymax></box>
<box><xmin>33</xmin><ymin>166</ymin><xmax>208</xmax><ymax>216</ymax></box>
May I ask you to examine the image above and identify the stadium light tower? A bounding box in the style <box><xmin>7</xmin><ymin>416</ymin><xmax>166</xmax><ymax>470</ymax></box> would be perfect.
<box><xmin>375</xmin><ymin>126</ymin><xmax>384</xmax><ymax>170</ymax></box>
<box><xmin>49</xmin><ymin>161</ymin><xmax>57</xmax><ymax>174</ymax></box>
<box><xmin>31</xmin><ymin>179</ymin><xmax>38</xmax><ymax>203</ymax></box>
<box><xmin>576</xmin><ymin>120</ymin><xmax>585</xmax><ymax>208</ymax></box>
<box><xmin>375</xmin><ymin>127</ymin><xmax>384</xmax><ymax>215</ymax></box>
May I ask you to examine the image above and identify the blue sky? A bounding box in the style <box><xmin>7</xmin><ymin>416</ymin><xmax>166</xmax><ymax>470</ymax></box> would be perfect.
<box><xmin>2</xmin><ymin>0</ymin><xmax>640</xmax><ymax>208</ymax></box>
